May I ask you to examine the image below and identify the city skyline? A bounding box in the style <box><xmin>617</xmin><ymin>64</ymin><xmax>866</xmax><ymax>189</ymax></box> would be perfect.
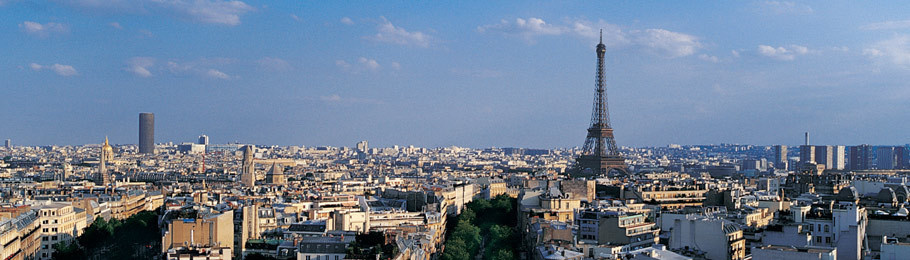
<box><xmin>3</xmin><ymin>1</ymin><xmax>910</xmax><ymax>147</ymax></box>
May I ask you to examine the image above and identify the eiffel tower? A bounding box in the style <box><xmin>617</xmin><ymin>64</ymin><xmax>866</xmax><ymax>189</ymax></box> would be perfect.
<box><xmin>574</xmin><ymin>30</ymin><xmax>627</xmax><ymax>177</ymax></box>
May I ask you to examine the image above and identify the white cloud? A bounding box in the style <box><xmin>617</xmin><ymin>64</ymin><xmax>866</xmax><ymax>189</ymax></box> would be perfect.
<box><xmin>861</xmin><ymin>20</ymin><xmax>910</xmax><ymax>30</ymax></box>
<box><xmin>335</xmin><ymin>60</ymin><xmax>351</xmax><ymax>69</ymax></box>
<box><xmin>319</xmin><ymin>94</ymin><xmax>383</xmax><ymax>104</ymax></box>
<box><xmin>19</xmin><ymin>21</ymin><xmax>68</xmax><ymax>37</ymax></box>
<box><xmin>206</xmin><ymin>69</ymin><xmax>230</xmax><ymax>79</ymax></box>
<box><xmin>758</xmin><ymin>1</ymin><xmax>813</xmax><ymax>15</ymax></box>
<box><xmin>58</xmin><ymin>0</ymin><xmax>254</xmax><ymax>26</ymax></box>
<box><xmin>256</xmin><ymin>57</ymin><xmax>291</xmax><ymax>71</ymax></box>
<box><xmin>477</xmin><ymin>17</ymin><xmax>702</xmax><ymax>58</ymax></box>
<box><xmin>126</xmin><ymin>56</ymin><xmax>236</xmax><ymax>78</ymax></box>
<box><xmin>731</xmin><ymin>50</ymin><xmax>741</xmax><ymax>57</ymax></box>
<box><xmin>154</xmin><ymin>0</ymin><xmax>254</xmax><ymax>25</ymax></box>
<box><xmin>126</xmin><ymin>57</ymin><xmax>155</xmax><ymax>77</ymax></box>
<box><xmin>864</xmin><ymin>35</ymin><xmax>910</xmax><ymax>67</ymax></box>
<box><xmin>340</xmin><ymin>17</ymin><xmax>354</xmax><ymax>25</ymax></box>
<box><xmin>367</xmin><ymin>17</ymin><xmax>432</xmax><ymax>47</ymax></box>
<box><xmin>321</xmin><ymin>94</ymin><xmax>342</xmax><ymax>102</ymax></box>
<box><xmin>50</xmin><ymin>64</ymin><xmax>78</xmax><ymax>76</ymax></box>
<box><xmin>29</xmin><ymin>63</ymin><xmax>78</xmax><ymax>76</ymax></box>
<box><xmin>109</xmin><ymin>22</ymin><xmax>123</xmax><ymax>29</ymax></box>
<box><xmin>290</xmin><ymin>14</ymin><xmax>301</xmax><ymax>21</ymax></box>
<box><xmin>634</xmin><ymin>29</ymin><xmax>701</xmax><ymax>58</ymax></box>
<box><xmin>477</xmin><ymin>18</ymin><xmax>566</xmax><ymax>42</ymax></box>
<box><xmin>698</xmin><ymin>54</ymin><xmax>720</xmax><ymax>63</ymax></box>
<box><xmin>337</xmin><ymin>57</ymin><xmax>391</xmax><ymax>72</ymax></box>
<box><xmin>358</xmin><ymin>57</ymin><xmax>380</xmax><ymax>70</ymax></box>
<box><xmin>757</xmin><ymin>44</ymin><xmax>813</xmax><ymax>60</ymax></box>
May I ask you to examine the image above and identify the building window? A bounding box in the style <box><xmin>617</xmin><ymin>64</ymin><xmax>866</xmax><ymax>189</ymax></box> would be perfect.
<box><xmin>825</xmin><ymin>237</ymin><xmax>831</xmax><ymax>243</ymax></box>
<box><xmin>824</xmin><ymin>225</ymin><xmax>829</xmax><ymax>232</ymax></box>
<box><xmin>816</xmin><ymin>236</ymin><xmax>821</xmax><ymax>243</ymax></box>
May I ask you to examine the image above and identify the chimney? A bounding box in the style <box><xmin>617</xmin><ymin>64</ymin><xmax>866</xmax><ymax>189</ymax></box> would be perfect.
<box><xmin>804</xmin><ymin>132</ymin><xmax>809</xmax><ymax>146</ymax></box>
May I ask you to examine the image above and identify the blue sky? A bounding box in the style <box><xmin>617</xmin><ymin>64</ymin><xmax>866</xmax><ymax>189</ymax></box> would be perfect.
<box><xmin>2</xmin><ymin>1</ymin><xmax>910</xmax><ymax>148</ymax></box>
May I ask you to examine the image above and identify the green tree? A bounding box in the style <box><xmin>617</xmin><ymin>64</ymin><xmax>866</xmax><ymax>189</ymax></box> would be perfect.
<box><xmin>460</xmin><ymin>208</ymin><xmax>476</xmax><ymax>223</ymax></box>
<box><xmin>441</xmin><ymin>241</ymin><xmax>471</xmax><ymax>260</ymax></box>
<box><xmin>468</xmin><ymin>198</ymin><xmax>491</xmax><ymax>213</ymax></box>
<box><xmin>52</xmin><ymin>241</ymin><xmax>86</xmax><ymax>260</ymax></box>
<box><xmin>489</xmin><ymin>225</ymin><xmax>512</xmax><ymax>242</ymax></box>
<box><xmin>491</xmin><ymin>248</ymin><xmax>515</xmax><ymax>260</ymax></box>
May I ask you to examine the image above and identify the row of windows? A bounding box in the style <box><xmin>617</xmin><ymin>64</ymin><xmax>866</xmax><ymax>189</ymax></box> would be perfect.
<box><xmin>808</xmin><ymin>223</ymin><xmax>830</xmax><ymax>233</ymax></box>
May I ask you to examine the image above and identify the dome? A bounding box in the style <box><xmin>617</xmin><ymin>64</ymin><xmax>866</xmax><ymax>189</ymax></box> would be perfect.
<box><xmin>836</xmin><ymin>186</ymin><xmax>859</xmax><ymax>202</ymax></box>
<box><xmin>877</xmin><ymin>188</ymin><xmax>898</xmax><ymax>204</ymax></box>
<box><xmin>101</xmin><ymin>136</ymin><xmax>114</xmax><ymax>161</ymax></box>
<box><xmin>886</xmin><ymin>184</ymin><xmax>910</xmax><ymax>202</ymax></box>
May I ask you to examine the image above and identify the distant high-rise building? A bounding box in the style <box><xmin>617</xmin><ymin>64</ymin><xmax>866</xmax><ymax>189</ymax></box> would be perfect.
<box><xmin>877</xmin><ymin>146</ymin><xmax>896</xmax><ymax>170</ymax></box>
<box><xmin>849</xmin><ymin>145</ymin><xmax>874</xmax><ymax>170</ymax></box>
<box><xmin>574</xmin><ymin>30</ymin><xmax>627</xmax><ymax>177</ymax></box>
<box><xmin>896</xmin><ymin>146</ymin><xmax>908</xmax><ymax>169</ymax></box>
<box><xmin>799</xmin><ymin>132</ymin><xmax>815</xmax><ymax>164</ymax></box>
<box><xmin>773</xmin><ymin>145</ymin><xmax>788</xmax><ymax>170</ymax></box>
<box><xmin>138</xmin><ymin>113</ymin><xmax>155</xmax><ymax>154</ymax></box>
<box><xmin>832</xmin><ymin>145</ymin><xmax>846</xmax><ymax>170</ymax></box>
<box><xmin>356</xmin><ymin>140</ymin><xmax>368</xmax><ymax>153</ymax></box>
<box><xmin>241</xmin><ymin>145</ymin><xmax>255</xmax><ymax>187</ymax></box>
<box><xmin>799</xmin><ymin>145</ymin><xmax>815</xmax><ymax>164</ymax></box>
<box><xmin>4</xmin><ymin>139</ymin><xmax>9</xmax><ymax>149</ymax></box>
<box><xmin>815</xmin><ymin>145</ymin><xmax>834</xmax><ymax>170</ymax></box>
<box><xmin>198</xmin><ymin>134</ymin><xmax>209</xmax><ymax>145</ymax></box>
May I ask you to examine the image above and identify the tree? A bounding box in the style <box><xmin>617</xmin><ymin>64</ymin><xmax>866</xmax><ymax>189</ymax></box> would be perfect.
<box><xmin>52</xmin><ymin>241</ymin><xmax>86</xmax><ymax>260</ymax></box>
<box><xmin>491</xmin><ymin>248</ymin><xmax>515</xmax><ymax>260</ymax></box>
<box><xmin>468</xmin><ymin>198</ymin><xmax>491</xmax><ymax>213</ymax></box>
<box><xmin>441</xmin><ymin>241</ymin><xmax>471</xmax><ymax>260</ymax></box>
<box><xmin>460</xmin><ymin>208</ymin><xmax>476</xmax><ymax>223</ymax></box>
<box><xmin>489</xmin><ymin>225</ymin><xmax>511</xmax><ymax>242</ymax></box>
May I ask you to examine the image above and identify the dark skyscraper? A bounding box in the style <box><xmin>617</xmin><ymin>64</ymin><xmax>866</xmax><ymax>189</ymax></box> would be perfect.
<box><xmin>799</xmin><ymin>132</ymin><xmax>814</xmax><ymax>164</ymax></box>
<box><xmin>574</xmin><ymin>30</ymin><xmax>627</xmax><ymax>177</ymax></box>
<box><xmin>139</xmin><ymin>113</ymin><xmax>155</xmax><ymax>154</ymax></box>
<box><xmin>849</xmin><ymin>144</ymin><xmax>873</xmax><ymax>170</ymax></box>
<box><xmin>773</xmin><ymin>145</ymin><xmax>787</xmax><ymax>170</ymax></box>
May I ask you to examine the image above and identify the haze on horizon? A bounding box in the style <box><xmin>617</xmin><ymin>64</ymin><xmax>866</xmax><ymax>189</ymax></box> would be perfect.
<box><xmin>2</xmin><ymin>1</ymin><xmax>910</xmax><ymax>148</ymax></box>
